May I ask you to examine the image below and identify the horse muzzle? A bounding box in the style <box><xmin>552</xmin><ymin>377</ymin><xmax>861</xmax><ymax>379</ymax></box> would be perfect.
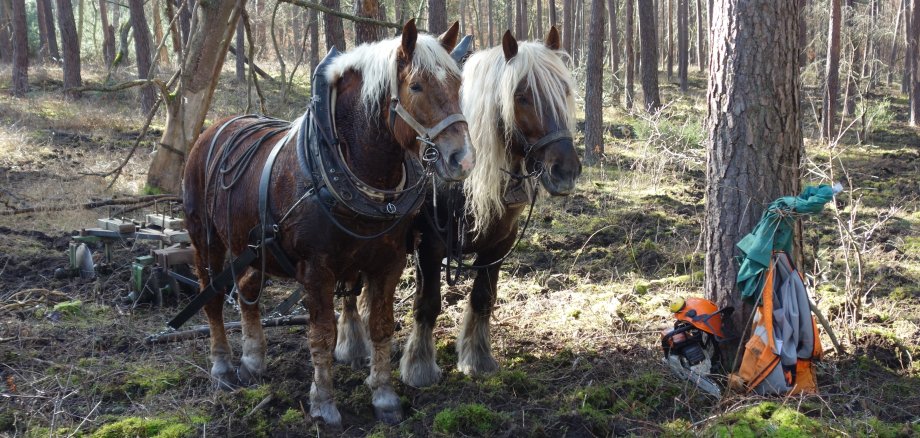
<box><xmin>540</xmin><ymin>160</ymin><xmax>581</xmax><ymax>196</ymax></box>
<box><xmin>438</xmin><ymin>141</ymin><xmax>475</xmax><ymax>182</ymax></box>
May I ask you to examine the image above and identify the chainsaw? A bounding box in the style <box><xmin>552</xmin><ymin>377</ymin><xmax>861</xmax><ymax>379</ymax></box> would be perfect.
<box><xmin>660</xmin><ymin>297</ymin><xmax>733</xmax><ymax>396</ymax></box>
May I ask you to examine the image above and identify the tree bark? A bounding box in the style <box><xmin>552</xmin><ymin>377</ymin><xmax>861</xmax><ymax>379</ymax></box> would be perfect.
<box><xmin>322</xmin><ymin>0</ymin><xmax>346</xmax><ymax>50</ymax></box>
<box><xmin>842</xmin><ymin>0</ymin><xmax>859</xmax><ymax>116</ymax></box>
<box><xmin>489</xmin><ymin>0</ymin><xmax>495</xmax><ymax>45</ymax></box>
<box><xmin>797</xmin><ymin>0</ymin><xmax>805</xmax><ymax>67</ymax></box>
<box><xmin>177</xmin><ymin>0</ymin><xmax>191</xmax><ymax>48</ymax></box>
<box><xmin>152</xmin><ymin>0</ymin><xmax>170</xmax><ymax>65</ymax></box>
<box><xmin>638</xmin><ymin>0</ymin><xmax>660</xmax><ymax>112</ymax></box>
<box><xmin>99</xmin><ymin>0</ymin><xmax>115</xmax><ymax>66</ymax></box>
<box><xmin>428</xmin><ymin>0</ymin><xmax>447</xmax><ymax>33</ymax></box>
<box><xmin>56</xmin><ymin>0</ymin><xmax>81</xmax><ymax>93</ymax></box>
<box><xmin>706</xmin><ymin>0</ymin><xmax>802</xmax><ymax>357</ymax></box>
<box><xmin>9</xmin><ymin>0</ymin><xmax>26</xmax><ymax>95</ymax></box>
<box><xmin>45</xmin><ymin>0</ymin><xmax>61</xmax><ymax>60</ymax></box>
<box><xmin>36</xmin><ymin>0</ymin><xmax>51</xmax><ymax>60</ymax></box>
<box><xmin>308</xmin><ymin>8</ymin><xmax>318</xmax><ymax>72</ymax></box>
<box><xmin>585</xmin><ymin>0</ymin><xmax>605</xmax><ymax>165</ymax></box>
<box><xmin>537</xmin><ymin>0</ymin><xmax>543</xmax><ymax>37</ymax></box>
<box><xmin>625</xmin><ymin>0</ymin><xmax>635</xmax><ymax>109</ymax></box>
<box><xmin>695</xmin><ymin>0</ymin><xmax>702</xmax><ymax>70</ymax></box>
<box><xmin>563</xmin><ymin>0</ymin><xmax>573</xmax><ymax>55</ymax></box>
<box><xmin>165</xmin><ymin>0</ymin><xmax>181</xmax><ymax>59</ymax></box>
<box><xmin>608</xmin><ymin>0</ymin><xmax>618</xmax><ymax>74</ymax></box>
<box><xmin>666</xmin><ymin>0</ymin><xmax>673</xmax><ymax>80</ymax></box>
<box><xmin>0</xmin><ymin>0</ymin><xmax>12</xmax><ymax>64</ymax></box>
<box><xmin>354</xmin><ymin>0</ymin><xmax>383</xmax><ymax>44</ymax></box>
<box><xmin>147</xmin><ymin>1</ymin><xmax>243</xmax><ymax>193</ymax></box>
<box><xmin>574</xmin><ymin>0</ymin><xmax>583</xmax><ymax>64</ymax></box>
<box><xmin>890</xmin><ymin>0</ymin><xmax>904</xmax><ymax>86</ymax></box>
<box><xmin>904</xmin><ymin>0</ymin><xmax>912</xmax><ymax>94</ymax></box>
<box><xmin>823</xmin><ymin>0</ymin><xmax>841</xmax><ymax>139</ymax></box>
<box><xmin>911</xmin><ymin>0</ymin><xmax>920</xmax><ymax>125</ymax></box>
<box><xmin>235</xmin><ymin>17</ymin><xmax>245</xmax><ymax>82</ymax></box>
<box><xmin>677</xmin><ymin>0</ymin><xmax>687</xmax><ymax>91</ymax></box>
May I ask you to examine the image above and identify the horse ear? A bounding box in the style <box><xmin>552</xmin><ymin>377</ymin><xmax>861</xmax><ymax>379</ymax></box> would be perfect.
<box><xmin>401</xmin><ymin>19</ymin><xmax>418</xmax><ymax>59</ymax></box>
<box><xmin>440</xmin><ymin>21</ymin><xmax>460</xmax><ymax>52</ymax></box>
<box><xmin>545</xmin><ymin>26</ymin><xmax>561</xmax><ymax>50</ymax></box>
<box><xmin>502</xmin><ymin>30</ymin><xmax>518</xmax><ymax>61</ymax></box>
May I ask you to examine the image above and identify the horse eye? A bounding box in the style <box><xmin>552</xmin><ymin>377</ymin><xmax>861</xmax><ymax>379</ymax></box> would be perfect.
<box><xmin>409</xmin><ymin>83</ymin><xmax>423</xmax><ymax>92</ymax></box>
<box><xmin>515</xmin><ymin>94</ymin><xmax>529</xmax><ymax>105</ymax></box>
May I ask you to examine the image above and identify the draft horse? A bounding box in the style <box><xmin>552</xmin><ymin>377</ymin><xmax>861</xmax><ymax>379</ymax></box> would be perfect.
<box><xmin>401</xmin><ymin>28</ymin><xmax>582</xmax><ymax>386</ymax></box>
<box><xmin>182</xmin><ymin>20</ymin><xmax>473</xmax><ymax>426</ymax></box>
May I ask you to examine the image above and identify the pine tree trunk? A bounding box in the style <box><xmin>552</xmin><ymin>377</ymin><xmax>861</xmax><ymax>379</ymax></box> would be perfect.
<box><xmin>177</xmin><ymin>0</ymin><xmax>191</xmax><ymax>48</ymax></box>
<box><xmin>549</xmin><ymin>0</ymin><xmax>556</xmax><ymax>29</ymax></box>
<box><xmin>147</xmin><ymin>1</ymin><xmax>243</xmax><ymax>193</ymax></box>
<box><xmin>354</xmin><ymin>0</ymin><xmax>382</xmax><ymax>44</ymax></box>
<box><xmin>165</xmin><ymin>0</ymin><xmax>181</xmax><ymax>59</ymax></box>
<box><xmin>308</xmin><ymin>8</ymin><xmax>318</xmax><ymax>72</ymax></box>
<box><xmin>823</xmin><ymin>0</ymin><xmax>841</xmax><ymax>138</ymax></box>
<box><xmin>9</xmin><ymin>0</ymin><xmax>26</xmax><ymax>95</ymax></box>
<box><xmin>677</xmin><ymin>0</ymin><xmax>687</xmax><ymax>91</ymax></box>
<box><xmin>843</xmin><ymin>0</ymin><xmax>859</xmax><ymax>116</ymax></box>
<box><xmin>608</xmin><ymin>0</ymin><xmax>618</xmax><ymax>74</ymax></box>
<box><xmin>489</xmin><ymin>0</ymin><xmax>495</xmax><ymax>45</ymax></box>
<box><xmin>889</xmin><ymin>0</ymin><xmax>904</xmax><ymax>86</ymax></box>
<box><xmin>0</xmin><ymin>0</ymin><xmax>12</xmax><ymax>64</ymax></box>
<box><xmin>56</xmin><ymin>0</ymin><xmax>81</xmax><ymax>93</ymax></box>
<box><xmin>666</xmin><ymin>0</ymin><xmax>673</xmax><ymax>80</ymax></box>
<box><xmin>797</xmin><ymin>0</ymin><xmax>806</xmax><ymax>67</ymax></box>
<box><xmin>705</xmin><ymin>0</ymin><xmax>802</xmax><ymax>352</ymax></box>
<box><xmin>537</xmin><ymin>0</ymin><xmax>543</xmax><ymax>38</ymax></box>
<box><xmin>152</xmin><ymin>0</ymin><xmax>169</xmax><ymax>65</ymax></box>
<box><xmin>322</xmin><ymin>0</ymin><xmax>346</xmax><ymax>50</ymax></box>
<box><xmin>76</xmin><ymin>0</ymin><xmax>82</xmax><ymax>48</ymax></box>
<box><xmin>638</xmin><ymin>0</ymin><xmax>661</xmax><ymax>111</ymax></box>
<box><xmin>429</xmin><ymin>0</ymin><xmax>447</xmax><ymax>33</ymax></box>
<box><xmin>904</xmin><ymin>0</ymin><xmax>912</xmax><ymax>94</ymax></box>
<box><xmin>574</xmin><ymin>0</ymin><xmax>583</xmax><ymax>65</ymax></box>
<box><xmin>524</xmin><ymin>0</ymin><xmax>530</xmax><ymax>39</ymax></box>
<box><xmin>695</xmin><ymin>0</ymin><xmax>703</xmax><ymax>70</ymax></box>
<box><xmin>235</xmin><ymin>17</ymin><xmax>245</xmax><ymax>82</ymax></box>
<box><xmin>99</xmin><ymin>0</ymin><xmax>115</xmax><ymax>65</ymax></box>
<box><xmin>911</xmin><ymin>0</ymin><xmax>920</xmax><ymax>125</ymax></box>
<box><xmin>42</xmin><ymin>0</ymin><xmax>59</xmax><ymax>60</ymax></box>
<box><xmin>625</xmin><ymin>0</ymin><xmax>635</xmax><ymax>109</ymax></box>
<box><xmin>129</xmin><ymin>0</ymin><xmax>156</xmax><ymax>113</ymax></box>
<box><xmin>585</xmin><ymin>0</ymin><xmax>606</xmax><ymax>165</ymax></box>
<box><xmin>37</xmin><ymin>0</ymin><xmax>50</xmax><ymax>61</ymax></box>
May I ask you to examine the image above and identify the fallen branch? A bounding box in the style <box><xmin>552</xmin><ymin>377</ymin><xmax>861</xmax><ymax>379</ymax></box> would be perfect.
<box><xmin>228</xmin><ymin>45</ymin><xmax>276</xmax><ymax>83</ymax></box>
<box><xmin>66</xmin><ymin>78</ymin><xmax>171</xmax><ymax>102</ymax></box>
<box><xmin>277</xmin><ymin>0</ymin><xmax>410</xmax><ymax>31</ymax></box>
<box><xmin>0</xmin><ymin>194</ymin><xmax>180</xmax><ymax>216</ymax></box>
<box><xmin>145</xmin><ymin>315</ymin><xmax>311</xmax><ymax>344</ymax></box>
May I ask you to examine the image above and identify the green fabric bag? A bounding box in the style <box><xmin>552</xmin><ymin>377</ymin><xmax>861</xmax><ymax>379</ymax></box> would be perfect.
<box><xmin>736</xmin><ymin>184</ymin><xmax>837</xmax><ymax>303</ymax></box>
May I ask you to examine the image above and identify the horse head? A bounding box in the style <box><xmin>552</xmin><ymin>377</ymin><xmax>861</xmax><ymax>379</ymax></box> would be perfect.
<box><xmin>501</xmin><ymin>27</ymin><xmax>582</xmax><ymax>196</ymax></box>
<box><xmin>390</xmin><ymin>19</ymin><xmax>475</xmax><ymax>182</ymax></box>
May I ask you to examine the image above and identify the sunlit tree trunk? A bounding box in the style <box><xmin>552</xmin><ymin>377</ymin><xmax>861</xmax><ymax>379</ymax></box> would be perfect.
<box><xmin>9</xmin><ymin>0</ymin><xmax>26</xmax><ymax>95</ymax></box>
<box><xmin>489</xmin><ymin>0</ymin><xmax>495</xmax><ymax>45</ymax></box>
<box><xmin>911</xmin><ymin>0</ymin><xmax>920</xmax><ymax>125</ymax></box>
<box><xmin>147</xmin><ymin>1</ymin><xmax>243</xmax><ymax>193</ymax></box>
<box><xmin>904</xmin><ymin>0</ymin><xmax>912</xmax><ymax>94</ymax></box>
<box><xmin>889</xmin><ymin>0</ymin><xmax>904</xmax><ymax>86</ymax></box>
<box><xmin>0</xmin><ymin>0</ymin><xmax>12</xmax><ymax>64</ymax></box>
<box><xmin>666</xmin><ymin>0</ymin><xmax>673</xmax><ymax>80</ymax></box>
<box><xmin>677</xmin><ymin>0</ymin><xmax>687</xmax><ymax>90</ymax></box>
<box><xmin>695</xmin><ymin>0</ymin><xmax>703</xmax><ymax>70</ymax></box>
<box><xmin>41</xmin><ymin>0</ymin><xmax>58</xmax><ymax>60</ymax></box>
<box><xmin>56</xmin><ymin>0</ymin><xmax>81</xmax><ymax>93</ymax></box>
<box><xmin>152</xmin><ymin>0</ymin><xmax>169</xmax><ymax>65</ymax></box>
<box><xmin>706</xmin><ymin>0</ymin><xmax>802</xmax><ymax>354</ymax></box>
<box><xmin>308</xmin><ymin>8</ymin><xmax>318</xmax><ymax>72</ymax></box>
<box><xmin>608</xmin><ymin>0</ymin><xmax>618</xmax><ymax>74</ymax></box>
<box><xmin>563</xmin><ymin>0</ymin><xmax>573</xmax><ymax>54</ymax></box>
<box><xmin>355</xmin><ymin>0</ymin><xmax>383</xmax><ymax>43</ymax></box>
<box><xmin>537</xmin><ymin>0</ymin><xmax>543</xmax><ymax>37</ymax></box>
<box><xmin>585</xmin><ymin>0</ymin><xmax>605</xmax><ymax>164</ymax></box>
<box><xmin>823</xmin><ymin>0</ymin><xmax>841</xmax><ymax>139</ymax></box>
<box><xmin>638</xmin><ymin>0</ymin><xmax>661</xmax><ymax>112</ymax></box>
<box><xmin>323</xmin><ymin>0</ymin><xmax>346</xmax><ymax>50</ymax></box>
<box><xmin>165</xmin><ymin>0</ymin><xmax>181</xmax><ymax>60</ymax></box>
<box><xmin>129</xmin><ymin>0</ymin><xmax>155</xmax><ymax>113</ymax></box>
<box><xmin>99</xmin><ymin>0</ymin><xmax>115</xmax><ymax>65</ymax></box>
<box><xmin>625</xmin><ymin>0</ymin><xmax>635</xmax><ymax>109</ymax></box>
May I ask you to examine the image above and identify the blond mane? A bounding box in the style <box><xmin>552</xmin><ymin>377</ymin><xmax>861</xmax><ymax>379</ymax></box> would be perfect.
<box><xmin>325</xmin><ymin>34</ymin><xmax>461</xmax><ymax>118</ymax></box>
<box><xmin>460</xmin><ymin>41</ymin><xmax>576</xmax><ymax>236</ymax></box>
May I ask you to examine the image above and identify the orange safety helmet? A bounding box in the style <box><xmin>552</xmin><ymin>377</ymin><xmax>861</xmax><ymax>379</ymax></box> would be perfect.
<box><xmin>669</xmin><ymin>297</ymin><xmax>732</xmax><ymax>341</ymax></box>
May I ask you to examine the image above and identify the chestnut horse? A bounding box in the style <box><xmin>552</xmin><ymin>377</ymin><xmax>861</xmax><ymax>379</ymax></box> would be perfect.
<box><xmin>401</xmin><ymin>28</ymin><xmax>582</xmax><ymax>386</ymax></box>
<box><xmin>182</xmin><ymin>20</ymin><xmax>473</xmax><ymax>426</ymax></box>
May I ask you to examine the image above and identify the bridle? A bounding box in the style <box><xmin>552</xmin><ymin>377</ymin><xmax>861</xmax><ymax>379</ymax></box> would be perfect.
<box><xmin>388</xmin><ymin>96</ymin><xmax>468</xmax><ymax>163</ymax></box>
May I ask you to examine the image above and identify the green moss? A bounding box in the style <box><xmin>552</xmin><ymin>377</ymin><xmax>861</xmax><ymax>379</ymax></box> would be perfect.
<box><xmin>53</xmin><ymin>300</ymin><xmax>83</xmax><ymax>316</ymax></box>
<box><xmin>482</xmin><ymin>369</ymin><xmax>542</xmax><ymax>396</ymax></box>
<box><xmin>433</xmin><ymin>403</ymin><xmax>503</xmax><ymax>436</ymax></box>
<box><xmin>91</xmin><ymin>417</ymin><xmax>192</xmax><ymax>438</ymax></box>
<box><xmin>142</xmin><ymin>185</ymin><xmax>166</xmax><ymax>196</ymax></box>
<box><xmin>279</xmin><ymin>408</ymin><xmax>302</xmax><ymax>426</ymax></box>
<box><xmin>240</xmin><ymin>386</ymin><xmax>271</xmax><ymax>408</ymax></box>
<box><xmin>121</xmin><ymin>365</ymin><xmax>184</xmax><ymax>398</ymax></box>
<box><xmin>706</xmin><ymin>402</ymin><xmax>826</xmax><ymax>438</ymax></box>
<box><xmin>662</xmin><ymin>419</ymin><xmax>694</xmax><ymax>437</ymax></box>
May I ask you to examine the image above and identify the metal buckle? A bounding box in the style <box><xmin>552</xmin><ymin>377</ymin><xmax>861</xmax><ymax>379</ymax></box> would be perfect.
<box><xmin>386</xmin><ymin>203</ymin><xmax>397</xmax><ymax>214</ymax></box>
<box><xmin>422</xmin><ymin>145</ymin><xmax>440</xmax><ymax>162</ymax></box>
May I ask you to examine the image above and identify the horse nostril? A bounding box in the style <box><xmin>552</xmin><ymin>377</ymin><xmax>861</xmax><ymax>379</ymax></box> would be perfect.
<box><xmin>450</xmin><ymin>150</ymin><xmax>465</xmax><ymax>171</ymax></box>
<box><xmin>551</xmin><ymin>163</ymin><xmax>562</xmax><ymax>178</ymax></box>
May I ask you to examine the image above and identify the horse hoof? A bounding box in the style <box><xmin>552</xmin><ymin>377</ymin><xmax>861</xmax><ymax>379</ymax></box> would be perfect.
<box><xmin>310</xmin><ymin>402</ymin><xmax>342</xmax><ymax>428</ymax></box>
<box><xmin>457</xmin><ymin>355</ymin><xmax>498</xmax><ymax>377</ymax></box>
<box><xmin>374</xmin><ymin>406</ymin><xmax>404</xmax><ymax>425</ymax></box>
<box><xmin>211</xmin><ymin>361</ymin><xmax>239</xmax><ymax>390</ymax></box>
<box><xmin>399</xmin><ymin>360</ymin><xmax>442</xmax><ymax>387</ymax></box>
<box><xmin>236</xmin><ymin>365</ymin><xmax>262</xmax><ymax>387</ymax></box>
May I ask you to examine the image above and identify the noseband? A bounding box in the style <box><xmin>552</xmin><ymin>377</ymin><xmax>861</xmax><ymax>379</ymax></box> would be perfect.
<box><xmin>389</xmin><ymin>97</ymin><xmax>467</xmax><ymax>160</ymax></box>
<box><xmin>520</xmin><ymin>128</ymin><xmax>573</xmax><ymax>157</ymax></box>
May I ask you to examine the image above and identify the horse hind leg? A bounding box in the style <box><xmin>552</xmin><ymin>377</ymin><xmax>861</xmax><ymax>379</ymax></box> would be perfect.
<box><xmin>237</xmin><ymin>267</ymin><xmax>267</xmax><ymax>386</ymax></box>
<box><xmin>456</xmin><ymin>263</ymin><xmax>500</xmax><ymax>376</ymax></box>
<box><xmin>334</xmin><ymin>291</ymin><xmax>371</xmax><ymax>368</ymax></box>
<box><xmin>400</xmin><ymin>242</ymin><xmax>443</xmax><ymax>387</ymax></box>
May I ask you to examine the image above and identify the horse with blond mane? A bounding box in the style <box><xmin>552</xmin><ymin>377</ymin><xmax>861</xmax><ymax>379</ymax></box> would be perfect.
<box><xmin>335</xmin><ymin>28</ymin><xmax>581</xmax><ymax>387</ymax></box>
<box><xmin>182</xmin><ymin>20</ymin><xmax>473</xmax><ymax>426</ymax></box>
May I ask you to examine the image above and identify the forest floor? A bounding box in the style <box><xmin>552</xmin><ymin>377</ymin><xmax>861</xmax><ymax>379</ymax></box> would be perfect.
<box><xmin>1</xmin><ymin>63</ymin><xmax>919</xmax><ymax>437</ymax></box>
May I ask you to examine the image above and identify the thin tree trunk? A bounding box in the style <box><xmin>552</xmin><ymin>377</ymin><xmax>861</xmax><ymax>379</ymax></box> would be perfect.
<box><xmin>695</xmin><ymin>0</ymin><xmax>702</xmax><ymax>70</ymax></box>
<box><xmin>667</xmin><ymin>0</ymin><xmax>673</xmax><ymax>80</ymax></box>
<box><xmin>147</xmin><ymin>1</ymin><xmax>243</xmax><ymax>193</ymax></box>
<box><xmin>322</xmin><ymin>0</ymin><xmax>346</xmax><ymax>50</ymax></box>
<box><xmin>564</xmin><ymin>0</ymin><xmax>573</xmax><ymax>53</ymax></box>
<box><xmin>489</xmin><ymin>0</ymin><xmax>495</xmax><ymax>46</ymax></box>
<box><xmin>56</xmin><ymin>0</ymin><xmax>81</xmax><ymax>93</ymax></box>
<box><xmin>165</xmin><ymin>0</ymin><xmax>181</xmax><ymax>60</ymax></box>
<box><xmin>823</xmin><ymin>0</ymin><xmax>841</xmax><ymax>139</ymax></box>
<box><xmin>798</xmin><ymin>0</ymin><xmax>806</xmax><ymax>67</ymax></box>
<box><xmin>236</xmin><ymin>17</ymin><xmax>245</xmax><ymax>82</ymax></box>
<box><xmin>153</xmin><ymin>0</ymin><xmax>169</xmax><ymax>65</ymax></box>
<box><xmin>45</xmin><ymin>0</ymin><xmax>60</xmax><ymax>60</ymax></box>
<box><xmin>843</xmin><ymin>0</ymin><xmax>859</xmax><ymax>116</ymax></box>
<box><xmin>678</xmin><ymin>0</ymin><xmax>688</xmax><ymax>90</ymax></box>
<box><xmin>0</xmin><ymin>0</ymin><xmax>12</xmax><ymax>64</ymax></box>
<box><xmin>638</xmin><ymin>0</ymin><xmax>661</xmax><ymax>111</ymax></box>
<box><xmin>904</xmin><ymin>0</ymin><xmax>912</xmax><ymax>94</ymax></box>
<box><xmin>550</xmin><ymin>0</ymin><xmax>557</xmax><ymax>29</ymax></box>
<box><xmin>178</xmin><ymin>0</ymin><xmax>191</xmax><ymax>48</ymax></box>
<box><xmin>99</xmin><ymin>0</ymin><xmax>115</xmax><ymax>65</ymax></box>
<box><xmin>37</xmin><ymin>0</ymin><xmax>50</xmax><ymax>60</ymax></box>
<box><xmin>625</xmin><ymin>0</ymin><xmax>635</xmax><ymax>109</ymax></box>
<box><xmin>889</xmin><ymin>0</ymin><xmax>904</xmax><ymax>85</ymax></box>
<box><xmin>608</xmin><ymin>0</ymin><xmax>618</xmax><ymax>74</ymax></box>
<box><xmin>537</xmin><ymin>0</ymin><xmax>543</xmax><ymax>37</ymax></box>
<box><xmin>308</xmin><ymin>8</ymin><xmax>318</xmax><ymax>72</ymax></box>
<box><xmin>429</xmin><ymin>0</ymin><xmax>447</xmax><ymax>33</ymax></box>
<box><xmin>10</xmin><ymin>0</ymin><xmax>27</xmax><ymax>95</ymax></box>
<box><xmin>585</xmin><ymin>0</ymin><xmax>605</xmax><ymax>165</ymax></box>
<box><xmin>129</xmin><ymin>0</ymin><xmax>155</xmax><ymax>113</ymax></box>
<box><xmin>706</xmin><ymin>0</ymin><xmax>802</xmax><ymax>355</ymax></box>
<box><xmin>507</xmin><ymin>0</ymin><xmax>513</xmax><ymax>41</ymax></box>
<box><xmin>574</xmin><ymin>0</ymin><xmax>583</xmax><ymax>65</ymax></box>
<box><xmin>911</xmin><ymin>0</ymin><xmax>920</xmax><ymax>125</ymax></box>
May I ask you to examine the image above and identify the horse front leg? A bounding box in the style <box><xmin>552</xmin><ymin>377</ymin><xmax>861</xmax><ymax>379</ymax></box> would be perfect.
<box><xmin>400</xmin><ymin>238</ymin><xmax>444</xmax><ymax>387</ymax></box>
<box><xmin>298</xmin><ymin>263</ymin><xmax>341</xmax><ymax>427</ymax></box>
<box><xmin>189</xmin><ymin>236</ymin><xmax>236</xmax><ymax>388</ymax></box>
<box><xmin>365</xmin><ymin>268</ymin><xmax>404</xmax><ymax>424</ymax></box>
<box><xmin>456</xmin><ymin>260</ymin><xmax>502</xmax><ymax>376</ymax></box>
<box><xmin>237</xmin><ymin>267</ymin><xmax>266</xmax><ymax>385</ymax></box>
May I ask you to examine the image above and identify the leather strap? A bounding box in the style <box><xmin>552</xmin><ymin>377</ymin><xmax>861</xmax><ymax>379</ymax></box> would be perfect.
<box><xmin>258</xmin><ymin>126</ymin><xmax>298</xmax><ymax>277</ymax></box>
<box><xmin>389</xmin><ymin>98</ymin><xmax>467</xmax><ymax>143</ymax></box>
<box><xmin>524</xmin><ymin>129</ymin><xmax>572</xmax><ymax>156</ymax></box>
<box><xmin>167</xmin><ymin>245</ymin><xmax>259</xmax><ymax>329</ymax></box>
